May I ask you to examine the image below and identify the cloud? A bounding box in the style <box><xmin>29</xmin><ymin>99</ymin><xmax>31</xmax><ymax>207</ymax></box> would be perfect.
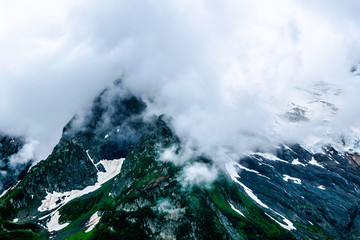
<box><xmin>1</xmin><ymin>0</ymin><xmax>360</xmax><ymax>163</ymax></box>
<box><xmin>9</xmin><ymin>139</ymin><xmax>38</xmax><ymax>167</ymax></box>
<box><xmin>0</xmin><ymin>0</ymin><xmax>122</xmax><ymax>159</ymax></box>
<box><xmin>179</xmin><ymin>162</ymin><xmax>219</xmax><ymax>188</ymax></box>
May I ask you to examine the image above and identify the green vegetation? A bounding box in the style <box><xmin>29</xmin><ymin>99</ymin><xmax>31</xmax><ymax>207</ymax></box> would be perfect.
<box><xmin>66</xmin><ymin>231</ymin><xmax>93</xmax><ymax>240</ymax></box>
<box><xmin>206</xmin><ymin>179</ymin><xmax>296</xmax><ymax>240</ymax></box>
<box><xmin>59</xmin><ymin>179</ymin><xmax>114</xmax><ymax>224</ymax></box>
<box><xmin>0</xmin><ymin>230</ymin><xmax>42</xmax><ymax>240</ymax></box>
<box><xmin>0</xmin><ymin>216</ymin><xmax>46</xmax><ymax>240</ymax></box>
<box><xmin>89</xmin><ymin>208</ymin><xmax>154</xmax><ymax>240</ymax></box>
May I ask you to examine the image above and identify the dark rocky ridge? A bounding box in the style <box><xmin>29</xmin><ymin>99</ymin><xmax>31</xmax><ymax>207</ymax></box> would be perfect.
<box><xmin>236</xmin><ymin>144</ymin><xmax>360</xmax><ymax>239</ymax></box>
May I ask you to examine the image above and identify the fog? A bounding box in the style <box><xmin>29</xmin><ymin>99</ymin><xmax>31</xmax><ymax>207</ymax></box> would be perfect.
<box><xmin>1</xmin><ymin>0</ymin><xmax>360</xmax><ymax>165</ymax></box>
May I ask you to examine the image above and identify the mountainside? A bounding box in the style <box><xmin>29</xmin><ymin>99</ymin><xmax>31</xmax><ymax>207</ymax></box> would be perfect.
<box><xmin>227</xmin><ymin>145</ymin><xmax>360</xmax><ymax>239</ymax></box>
<box><xmin>1</xmin><ymin>82</ymin><xmax>360</xmax><ymax>239</ymax></box>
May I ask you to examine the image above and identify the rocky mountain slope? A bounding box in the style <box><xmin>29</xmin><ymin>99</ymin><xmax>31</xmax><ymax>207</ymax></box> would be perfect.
<box><xmin>0</xmin><ymin>82</ymin><xmax>360</xmax><ymax>239</ymax></box>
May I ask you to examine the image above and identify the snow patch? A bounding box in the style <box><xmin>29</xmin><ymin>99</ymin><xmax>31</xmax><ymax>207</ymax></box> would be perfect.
<box><xmin>39</xmin><ymin>212</ymin><xmax>51</xmax><ymax>220</ymax></box>
<box><xmin>317</xmin><ymin>185</ymin><xmax>326</xmax><ymax>190</ymax></box>
<box><xmin>86</xmin><ymin>150</ymin><xmax>95</xmax><ymax>165</ymax></box>
<box><xmin>0</xmin><ymin>186</ymin><xmax>11</xmax><ymax>198</ymax></box>
<box><xmin>229</xmin><ymin>202</ymin><xmax>245</xmax><ymax>217</ymax></box>
<box><xmin>85</xmin><ymin>211</ymin><xmax>101</xmax><ymax>233</ymax></box>
<box><xmin>236</xmin><ymin>163</ymin><xmax>270</xmax><ymax>179</ymax></box>
<box><xmin>283</xmin><ymin>145</ymin><xmax>296</xmax><ymax>154</ymax></box>
<box><xmin>0</xmin><ymin>181</ymin><xmax>21</xmax><ymax>198</ymax></box>
<box><xmin>225</xmin><ymin>162</ymin><xmax>269</xmax><ymax>209</ymax></box>
<box><xmin>104</xmin><ymin>134</ymin><xmax>109</xmax><ymax>139</ymax></box>
<box><xmin>283</xmin><ymin>174</ymin><xmax>302</xmax><ymax>184</ymax></box>
<box><xmin>291</xmin><ymin>158</ymin><xmax>306</xmax><ymax>167</ymax></box>
<box><xmin>309</xmin><ymin>157</ymin><xmax>325</xmax><ymax>168</ymax></box>
<box><xmin>38</xmin><ymin>152</ymin><xmax>124</xmax><ymax>213</ymax></box>
<box><xmin>265</xmin><ymin>212</ymin><xmax>296</xmax><ymax>231</ymax></box>
<box><xmin>251</xmin><ymin>152</ymin><xmax>288</xmax><ymax>163</ymax></box>
<box><xmin>13</xmin><ymin>218</ymin><xmax>18</xmax><ymax>223</ymax></box>
<box><xmin>97</xmin><ymin>159</ymin><xmax>124</xmax><ymax>183</ymax></box>
<box><xmin>47</xmin><ymin>210</ymin><xmax>69</xmax><ymax>232</ymax></box>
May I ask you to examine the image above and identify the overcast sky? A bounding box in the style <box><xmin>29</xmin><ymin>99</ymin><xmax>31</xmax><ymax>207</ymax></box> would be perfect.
<box><xmin>1</xmin><ymin>0</ymin><xmax>360</xmax><ymax>162</ymax></box>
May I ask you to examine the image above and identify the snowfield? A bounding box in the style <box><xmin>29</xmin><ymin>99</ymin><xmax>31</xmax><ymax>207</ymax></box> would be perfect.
<box><xmin>38</xmin><ymin>150</ymin><xmax>125</xmax><ymax>231</ymax></box>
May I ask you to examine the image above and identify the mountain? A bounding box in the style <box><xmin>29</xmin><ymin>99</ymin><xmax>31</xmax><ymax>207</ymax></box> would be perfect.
<box><xmin>0</xmin><ymin>81</ymin><xmax>360</xmax><ymax>239</ymax></box>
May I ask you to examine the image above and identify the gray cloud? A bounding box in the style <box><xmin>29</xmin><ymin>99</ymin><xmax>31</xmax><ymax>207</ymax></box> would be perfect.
<box><xmin>1</xmin><ymin>0</ymin><xmax>360</xmax><ymax>164</ymax></box>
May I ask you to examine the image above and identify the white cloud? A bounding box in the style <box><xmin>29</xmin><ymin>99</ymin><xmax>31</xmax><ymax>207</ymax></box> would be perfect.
<box><xmin>179</xmin><ymin>162</ymin><xmax>218</xmax><ymax>188</ymax></box>
<box><xmin>9</xmin><ymin>139</ymin><xmax>38</xmax><ymax>167</ymax></box>
<box><xmin>1</xmin><ymin>0</ymin><xmax>360</xmax><ymax>162</ymax></box>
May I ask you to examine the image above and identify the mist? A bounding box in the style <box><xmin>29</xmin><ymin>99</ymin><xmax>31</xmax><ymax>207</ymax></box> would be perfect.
<box><xmin>1</xmin><ymin>0</ymin><xmax>360</xmax><ymax>164</ymax></box>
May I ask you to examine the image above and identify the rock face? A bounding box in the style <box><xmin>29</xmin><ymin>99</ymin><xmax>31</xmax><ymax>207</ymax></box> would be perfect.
<box><xmin>232</xmin><ymin>145</ymin><xmax>360</xmax><ymax>239</ymax></box>
<box><xmin>0</xmin><ymin>134</ymin><xmax>31</xmax><ymax>194</ymax></box>
<box><xmin>0</xmin><ymin>82</ymin><xmax>360</xmax><ymax>239</ymax></box>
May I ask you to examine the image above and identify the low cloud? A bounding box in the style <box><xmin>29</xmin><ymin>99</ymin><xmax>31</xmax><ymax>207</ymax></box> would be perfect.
<box><xmin>179</xmin><ymin>162</ymin><xmax>219</xmax><ymax>188</ymax></box>
<box><xmin>1</xmin><ymin>0</ymin><xmax>360</xmax><ymax>164</ymax></box>
<box><xmin>9</xmin><ymin>139</ymin><xmax>39</xmax><ymax>167</ymax></box>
